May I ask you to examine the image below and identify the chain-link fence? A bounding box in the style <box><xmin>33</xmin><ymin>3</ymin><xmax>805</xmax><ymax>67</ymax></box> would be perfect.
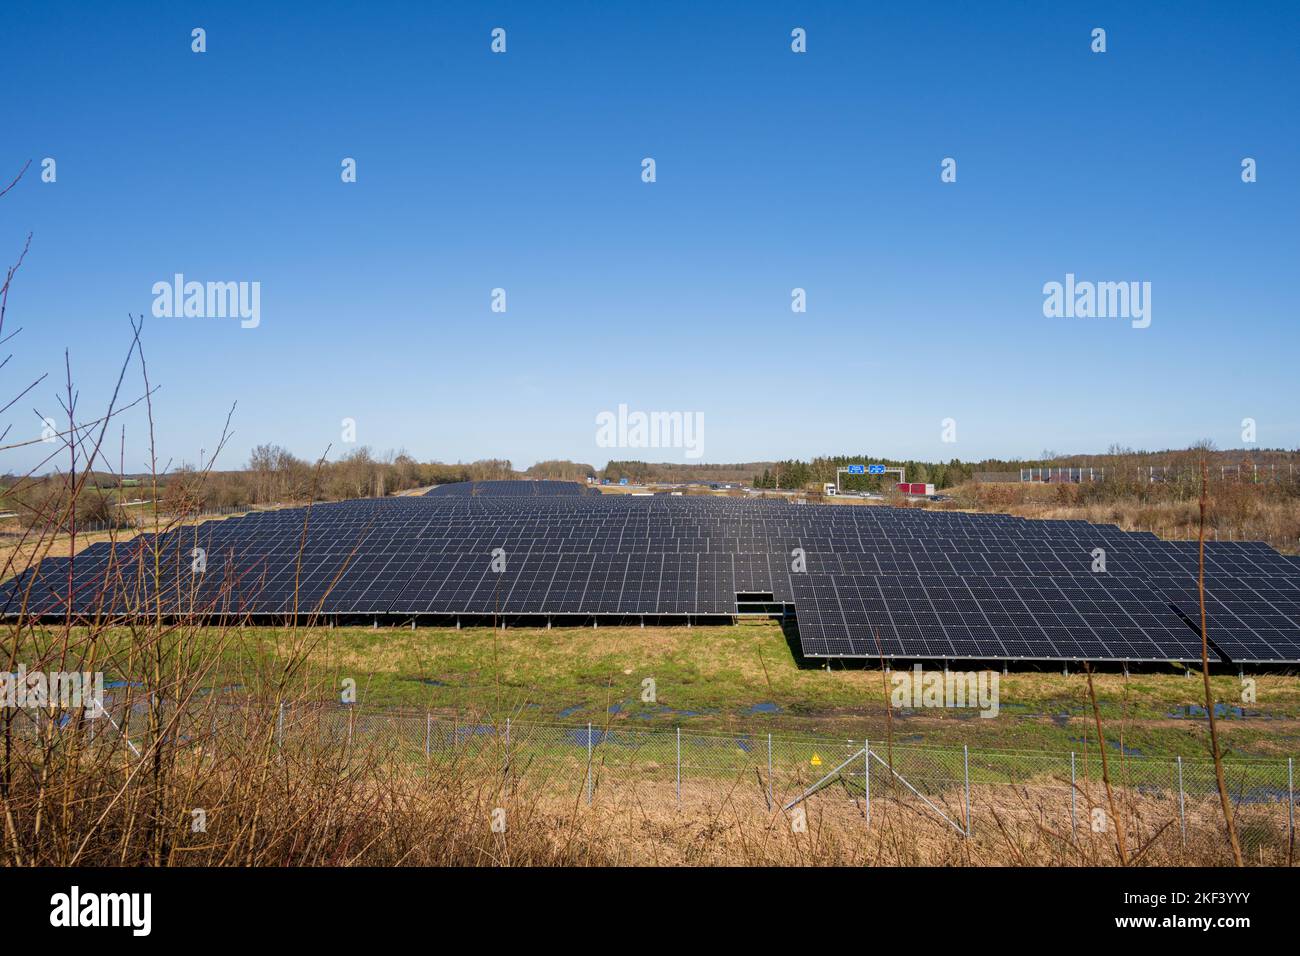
<box><xmin>27</xmin><ymin>697</ymin><xmax>1297</xmax><ymax>865</ymax></box>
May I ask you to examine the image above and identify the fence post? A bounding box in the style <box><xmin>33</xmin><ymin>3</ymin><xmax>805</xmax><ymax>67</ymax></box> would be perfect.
<box><xmin>1177</xmin><ymin>756</ymin><xmax>1186</xmax><ymax>847</ymax></box>
<box><xmin>505</xmin><ymin>717</ymin><xmax>511</xmax><ymax>791</ymax></box>
<box><xmin>676</xmin><ymin>727</ymin><xmax>681</xmax><ymax>806</ymax></box>
<box><xmin>766</xmin><ymin>733</ymin><xmax>772</xmax><ymax>811</ymax></box>
<box><xmin>963</xmin><ymin>744</ymin><xmax>971</xmax><ymax>838</ymax></box>
<box><xmin>276</xmin><ymin>701</ymin><xmax>285</xmax><ymax>748</ymax></box>
<box><xmin>1289</xmin><ymin>757</ymin><xmax>1294</xmax><ymax>853</ymax></box>
<box><xmin>586</xmin><ymin>722</ymin><xmax>593</xmax><ymax>806</ymax></box>
<box><xmin>424</xmin><ymin>713</ymin><xmax>431</xmax><ymax>759</ymax></box>
<box><xmin>1070</xmin><ymin>751</ymin><xmax>1077</xmax><ymax>840</ymax></box>
<box><xmin>864</xmin><ymin>737</ymin><xmax>870</xmax><ymax>827</ymax></box>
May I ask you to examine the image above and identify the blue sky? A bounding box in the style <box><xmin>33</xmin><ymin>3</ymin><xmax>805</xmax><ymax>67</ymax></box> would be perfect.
<box><xmin>3</xmin><ymin>1</ymin><xmax>1297</xmax><ymax>475</ymax></box>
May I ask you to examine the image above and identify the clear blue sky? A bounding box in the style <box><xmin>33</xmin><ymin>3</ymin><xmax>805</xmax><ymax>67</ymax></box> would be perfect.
<box><xmin>3</xmin><ymin>1</ymin><xmax>1297</xmax><ymax>475</ymax></box>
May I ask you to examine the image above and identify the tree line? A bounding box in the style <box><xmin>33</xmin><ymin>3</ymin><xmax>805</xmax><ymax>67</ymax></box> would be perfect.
<box><xmin>5</xmin><ymin>443</ymin><xmax>1295</xmax><ymax>531</ymax></box>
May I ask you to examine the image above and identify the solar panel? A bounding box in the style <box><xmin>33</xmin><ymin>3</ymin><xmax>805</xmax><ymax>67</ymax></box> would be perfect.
<box><xmin>791</xmin><ymin>572</ymin><xmax>1217</xmax><ymax>662</ymax></box>
<box><xmin>1148</xmin><ymin>575</ymin><xmax>1300</xmax><ymax>663</ymax></box>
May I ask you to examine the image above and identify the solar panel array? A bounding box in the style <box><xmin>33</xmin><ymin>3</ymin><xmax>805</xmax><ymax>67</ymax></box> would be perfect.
<box><xmin>425</xmin><ymin>480</ymin><xmax>597</xmax><ymax>497</ymax></box>
<box><xmin>3</xmin><ymin>492</ymin><xmax>1298</xmax><ymax>664</ymax></box>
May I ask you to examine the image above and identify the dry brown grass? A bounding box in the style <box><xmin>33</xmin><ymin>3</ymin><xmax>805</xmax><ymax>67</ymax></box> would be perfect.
<box><xmin>952</xmin><ymin>481</ymin><xmax>1300</xmax><ymax>554</ymax></box>
<box><xmin>11</xmin><ymin>697</ymin><xmax>1280</xmax><ymax>867</ymax></box>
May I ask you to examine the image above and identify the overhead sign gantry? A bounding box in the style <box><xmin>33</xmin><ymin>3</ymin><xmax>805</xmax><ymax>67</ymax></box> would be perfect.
<box><xmin>835</xmin><ymin>463</ymin><xmax>905</xmax><ymax>494</ymax></box>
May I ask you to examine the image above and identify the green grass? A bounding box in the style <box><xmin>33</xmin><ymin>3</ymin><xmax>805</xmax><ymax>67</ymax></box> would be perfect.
<box><xmin>36</xmin><ymin>620</ymin><xmax>1300</xmax><ymax>762</ymax></box>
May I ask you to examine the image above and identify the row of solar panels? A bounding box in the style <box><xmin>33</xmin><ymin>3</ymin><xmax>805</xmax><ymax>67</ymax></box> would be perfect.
<box><xmin>3</xmin><ymin>495</ymin><xmax>1298</xmax><ymax>664</ymax></box>
<box><xmin>793</xmin><ymin>573</ymin><xmax>1220</xmax><ymax>662</ymax></box>
<box><xmin>130</xmin><ymin>516</ymin><xmax>1236</xmax><ymax>543</ymax></box>
<box><xmin>157</xmin><ymin>518</ymin><xmax>1200</xmax><ymax>553</ymax></box>
<box><xmin>215</xmin><ymin>504</ymin><xmax>1109</xmax><ymax>529</ymax></box>
<box><xmin>47</xmin><ymin>534</ymin><xmax>1297</xmax><ymax>580</ymax></box>
<box><xmin>9</xmin><ymin>543</ymin><xmax>1300</xmax><ymax>663</ymax></box>
<box><xmin>4</xmin><ymin>549</ymin><xmax>782</xmax><ymax>616</ymax></box>
<box><xmin>792</xmin><ymin>573</ymin><xmax>1300</xmax><ymax>663</ymax></box>
<box><xmin>425</xmin><ymin>480</ymin><xmax>598</xmax><ymax>497</ymax></box>
<box><xmin>197</xmin><ymin>492</ymin><xmax>1111</xmax><ymax>525</ymax></box>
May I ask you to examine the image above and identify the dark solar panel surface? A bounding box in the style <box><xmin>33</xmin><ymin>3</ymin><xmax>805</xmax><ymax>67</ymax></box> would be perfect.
<box><xmin>1146</xmin><ymin>575</ymin><xmax>1300</xmax><ymax>663</ymax></box>
<box><xmin>425</xmin><ymin>480</ymin><xmax>597</xmax><ymax>497</ymax></box>
<box><xmin>3</xmin><ymin>494</ymin><xmax>1296</xmax><ymax>663</ymax></box>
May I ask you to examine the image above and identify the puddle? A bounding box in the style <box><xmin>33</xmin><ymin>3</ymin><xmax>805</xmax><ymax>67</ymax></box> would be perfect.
<box><xmin>557</xmin><ymin>705</ymin><xmax>583</xmax><ymax>718</ymax></box>
<box><xmin>747</xmin><ymin>701</ymin><xmax>782</xmax><ymax>715</ymax></box>
<box><xmin>1168</xmin><ymin>704</ymin><xmax>1257</xmax><ymax>720</ymax></box>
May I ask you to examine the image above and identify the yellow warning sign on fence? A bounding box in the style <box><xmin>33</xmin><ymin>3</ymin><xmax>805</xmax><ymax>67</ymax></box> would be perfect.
<box><xmin>810</xmin><ymin>753</ymin><xmax>822</xmax><ymax>767</ymax></box>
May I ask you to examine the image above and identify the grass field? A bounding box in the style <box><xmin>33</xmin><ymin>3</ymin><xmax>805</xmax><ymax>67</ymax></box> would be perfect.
<box><xmin>40</xmin><ymin>619</ymin><xmax>1300</xmax><ymax>762</ymax></box>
